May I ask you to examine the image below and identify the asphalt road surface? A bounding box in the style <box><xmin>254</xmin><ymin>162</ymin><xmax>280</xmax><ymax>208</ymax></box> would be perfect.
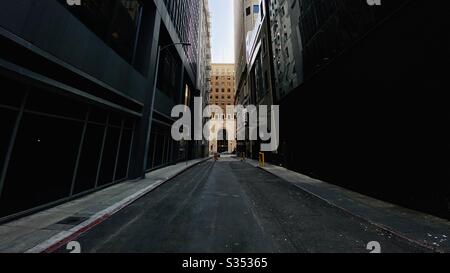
<box><xmin>56</xmin><ymin>157</ymin><xmax>428</xmax><ymax>253</ymax></box>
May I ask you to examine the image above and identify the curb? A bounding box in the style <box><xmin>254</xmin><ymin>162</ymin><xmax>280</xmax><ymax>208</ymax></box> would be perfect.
<box><xmin>25</xmin><ymin>157</ymin><xmax>212</xmax><ymax>253</ymax></box>
<box><xmin>255</xmin><ymin>165</ymin><xmax>443</xmax><ymax>253</ymax></box>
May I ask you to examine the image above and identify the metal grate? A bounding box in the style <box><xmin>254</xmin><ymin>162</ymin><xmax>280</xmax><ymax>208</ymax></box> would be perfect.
<box><xmin>56</xmin><ymin>216</ymin><xmax>88</xmax><ymax>226</ymax></box>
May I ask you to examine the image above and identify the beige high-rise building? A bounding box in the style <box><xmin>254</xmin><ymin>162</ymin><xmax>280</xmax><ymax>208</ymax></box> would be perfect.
<box><xmin>208</xmin><ymin>63</ymin><xmax>236</xmax><ymax>154</ymax></box>
<box><xmin>234</xmin><ymin>0</ymin><xmax>260</xmax><ymax>88</ymax></box>
<box><xmin>234</xmin><ymin>0</ymin><xmax>268</xmax><ymax>158</ymax></box>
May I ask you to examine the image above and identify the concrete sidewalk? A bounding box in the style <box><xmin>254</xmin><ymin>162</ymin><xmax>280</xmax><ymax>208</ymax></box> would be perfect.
<box><xmin>245</xmin><ymin>159</ymin><xmax>450</xmax><ymax>253</ymax></box>
<box><xmin>0</xmin><ymin>157</ymin><xmax>211</xmax><ymax>253</ymax></box>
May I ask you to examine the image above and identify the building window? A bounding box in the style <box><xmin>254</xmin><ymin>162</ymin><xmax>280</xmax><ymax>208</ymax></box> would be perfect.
<box><xmin>157</xmin><ymin>48</ymin><xmax>181</xmax><ymax>99</ymax></box>
<box><xmin>246</xmin><ymin>7</ymin><xmax>251</xmax><ymax>16</ymax></box>
<box><xmin>253</xmin><ymin>5</ymin><xmax>260</xmax><ymax>14</ymax></box>
<box><xmin>0</xmin><ymin>77</ymin><xmax>136</xmax><ymax>218</ymax></box>
<box><xmin>59</xmin><ymin>0</ymin><xmax>144</xmax><ymax>64</ymax></box>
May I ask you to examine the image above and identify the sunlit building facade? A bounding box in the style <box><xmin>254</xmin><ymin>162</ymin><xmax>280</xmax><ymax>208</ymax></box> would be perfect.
<box><xmin>209</xmin><ymin>64</ymin><xmax>236</xmax><ymax>154</ymax></box>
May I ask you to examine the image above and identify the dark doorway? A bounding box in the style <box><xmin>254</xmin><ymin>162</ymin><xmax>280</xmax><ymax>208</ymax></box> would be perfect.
<box><xmin>217</xmin><ymin>129</ymin><xmax>228</xmax><ymax>153</ymax></box>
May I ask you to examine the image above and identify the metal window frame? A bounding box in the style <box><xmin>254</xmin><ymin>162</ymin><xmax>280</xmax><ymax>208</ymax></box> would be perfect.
<box><xmin>94</xmin><ymin>114</ymin><xmax>111</xmax><ymax>189</ymax></box>
<box><xmin>125</xmin><ymin>122</ymin><xmax>136</xmax><ymax>178</ymax></box>
<box><xmin>112</xmin><ymin>118</ymin><xmax>126</xmax><ymax>182</ymax></box>
<box><xmin>0</xmin><ymin>89</ymin><xmax>29</xmax><ymax>200</ymax></box>
<box><xmin>69</xmin><ymin>107</ymin><xmax>91</xmax><ymax>196</ymax></box>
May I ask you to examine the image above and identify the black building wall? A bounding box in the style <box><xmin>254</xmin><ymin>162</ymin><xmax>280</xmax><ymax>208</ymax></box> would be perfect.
<box><xmin>0</xmin><ymin>0</ymin><xmax>202</xmax><ymax>222</ymax></box>
<box><xmin>278</xmin><ymin>0</ymin><xmax>450</xmax><ymax>218</ymax></box>
<box><xmin>298</xmin><ymin>0</ymin><xmax>411</xmax><ymax>78</ymax></box>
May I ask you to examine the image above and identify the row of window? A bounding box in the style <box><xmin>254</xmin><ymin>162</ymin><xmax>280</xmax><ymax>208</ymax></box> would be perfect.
<box><xmin>146</xmin><ymin>122</ymin><xmax>175</xmax><ymax>171</ymax></box>
<box><xmin>157</xmin><ymin>43</ymin><xmax>182</xmax><ymax>102</ymax></box>
<box><xmin>211</xmin><ymin>114</ymin><xmax>237</xmax><ymax>120</ymax></box>
<box><xmin>213</xmin><ymin>76</ymin><xmax>234</xmax><ymax>81</ymax></box>
<box><xmin>211</xmin><ymin>88</ymin><xmax>234</xmax><ymax>93</ymax></box>
<box><xmin>211</xmin><ymin>69</ymin><xmax>235</xmax><ymax>74</ymax></box>
<box><xmin>211</xmin><ymin>95</ymin><xmax>233</xmax><ymax>99</ymax></box>
<box><xmin>162</xmin><ymin>0</ymin><xmax>200</xmax><ymax>77</ymax></box>
<box><xmin>212</xmin><ymin>81</ymin><xmax>234</xmax><ymax>86</ymax></box>
<box><xmin>209</xmin><ymin>102</ymin><xmax>234</xmax><ymax>106</ymax></box>
<box><xmin>0</xmin><ymin>77</ymin><xmax>135</xmax><ymax>219</ymax></box>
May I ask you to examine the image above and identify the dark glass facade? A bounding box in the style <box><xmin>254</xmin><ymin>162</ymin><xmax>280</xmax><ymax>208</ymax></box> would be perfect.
<box><xmin>297</xmin><ymin>0</ymin><xmax>409</xmax><ymax>77</ymax></box>
<box><xmin>58</xmin><ymin>0</ymin><xmax>144</xmax><ymax>64</ymax></box>
<box><xmin>0</xmin><ymin>78</ymin><xmax>135</xmax><ymax>218</ymax></box>
<box><xmin>0</xmin><ymin>0</ymin><xmax>204</xmax><ymax>221</ymax></box>
<box><xmin>162</xmin><ymin>0</ymin><xmax>200</xmax><ymax>78</ymax></box>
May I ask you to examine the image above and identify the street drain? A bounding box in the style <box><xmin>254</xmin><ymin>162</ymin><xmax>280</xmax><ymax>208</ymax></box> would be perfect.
<box><xmin>56</xmin><ymin>216</ymin><xmax>88</xmax><ymax>226</ymax></box>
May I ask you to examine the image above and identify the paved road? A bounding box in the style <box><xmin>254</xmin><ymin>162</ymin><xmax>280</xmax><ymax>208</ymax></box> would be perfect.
<box><xmin>57</xmin><ymin>157</ymin><xmax>427</xmax><ymax>253</ymax></box>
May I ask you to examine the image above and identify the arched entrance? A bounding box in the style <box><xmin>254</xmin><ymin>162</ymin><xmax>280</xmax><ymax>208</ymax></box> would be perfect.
<box><xmin>217</xmin><ymin>129</ymin><xmax>229</xmax><ymax>153</ymax></box>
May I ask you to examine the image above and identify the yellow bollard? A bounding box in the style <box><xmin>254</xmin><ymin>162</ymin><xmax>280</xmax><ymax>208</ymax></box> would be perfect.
<box><xmin>259</xmin><ymin>152</ymin><xmax>265</xmax><ymax>167</ymax></box>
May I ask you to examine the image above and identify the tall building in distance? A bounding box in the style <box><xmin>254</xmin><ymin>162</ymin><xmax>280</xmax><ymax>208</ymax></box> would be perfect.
<box><xmin>234</xmin><ymin>0</ymin><xmax>261</xmax><ymax>107</ymax></box>
<box><xmin>208</xmin><ymin>63</ymin><xmax>236</xmax><ymax>154</ymax></box>
<box><xmin>195</xmin><ymin>0</ymin><xmax>213</xmax><ymax>158</ymax></box>
<box><xmin>234</xmin><ymin>0</ymin><xmax>276</xmax><ymax>160</ymax></box>
<box><xmin>0</xmin><ymin>0</ymin><xmax>208</xmax><ymax>222</ymax></box>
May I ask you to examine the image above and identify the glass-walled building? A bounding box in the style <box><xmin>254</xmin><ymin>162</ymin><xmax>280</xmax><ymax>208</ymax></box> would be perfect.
<box><xmin>0</xmin><ymin>0</ymin><xmax>205</xmax><ymax>222</ymax></box>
